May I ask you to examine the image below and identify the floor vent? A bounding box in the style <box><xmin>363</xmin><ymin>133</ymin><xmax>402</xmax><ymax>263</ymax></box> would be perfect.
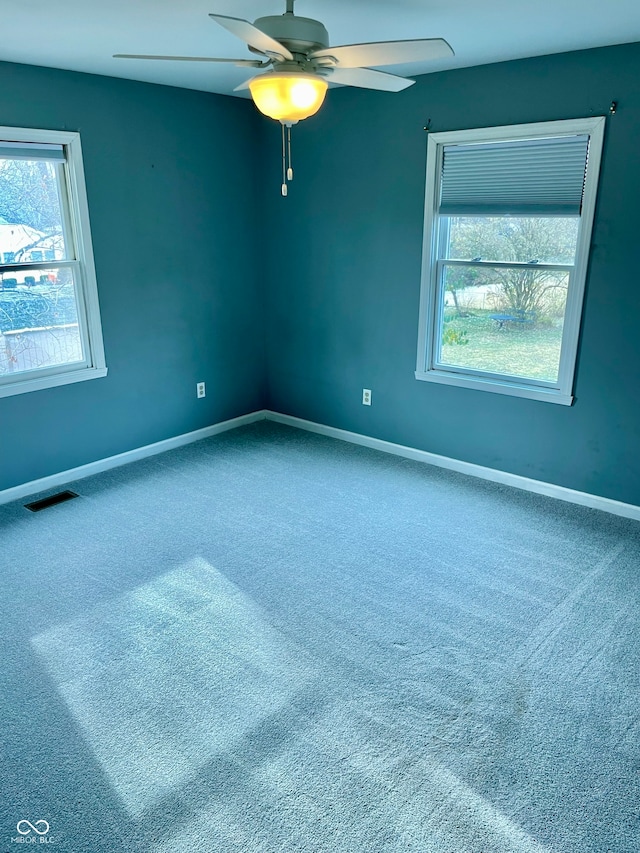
<box><xmin>24</xmin><ymin>490</ymin><xmax>79</xmax><ymax>512</ymax></box>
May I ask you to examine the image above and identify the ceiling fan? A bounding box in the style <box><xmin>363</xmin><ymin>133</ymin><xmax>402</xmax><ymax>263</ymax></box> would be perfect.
<box><xmin>115</xmin><ymin>0</ymin><xmax>454</xmax><ymax>194</ymax></box>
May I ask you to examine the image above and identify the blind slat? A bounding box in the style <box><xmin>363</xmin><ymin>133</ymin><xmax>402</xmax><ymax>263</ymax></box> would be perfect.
<box><xmin>439</xmin><ymin>135</ymin><xmax>590</xmax><ymax>217</ymax></box>
<box><xmin>0</xmin><ymin>141</ymin><xmax>65</xmax><ymax>162</ymax></box>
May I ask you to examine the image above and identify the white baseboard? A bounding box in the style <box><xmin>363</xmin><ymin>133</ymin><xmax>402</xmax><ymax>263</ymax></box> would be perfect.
<box><xmin>265</xmin><ymin>411</ymin><xmax>640</xmax><ymax>522</ymax></box>
<box><xmin>0</xmin><ymin>410</ymin><xmax>268</xmax><ymax>506</ymax></box>
<box><xmin>3</xmin><ymin>406</ymin><xmax>637</xmax><ymax>523</ymax></box>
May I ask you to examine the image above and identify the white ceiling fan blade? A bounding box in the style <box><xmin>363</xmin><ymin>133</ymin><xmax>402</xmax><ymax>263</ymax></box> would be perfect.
<box><xmin>328</xmin><ymin>67</ymin><xmax>414</xmax><ymax>92</ymax></box>
<box><xmin>113</xmin><ymin>54</ymin><xmax>264</xmax><ymax>66</ymax></box>
<box><xmin>209</xmin><ymin>14</ymin><xmax>293</xmax><ymax>61</ymax></box>
<box><xmin>311</xmin><ymin>38</ymin><xmax>453</xmax><ymax>68</ymax></box>
<box><xmin>234</xmin><ymin>77</ymin><xmax>256</xmax><ymax>92</ymax></box>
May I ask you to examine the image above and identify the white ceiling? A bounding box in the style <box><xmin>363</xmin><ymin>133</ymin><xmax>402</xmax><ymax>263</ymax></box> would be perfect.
<box><xmin>2</xmin><ymin>0</ymin><xmax>640</xmax><ymax>97</ymax></box>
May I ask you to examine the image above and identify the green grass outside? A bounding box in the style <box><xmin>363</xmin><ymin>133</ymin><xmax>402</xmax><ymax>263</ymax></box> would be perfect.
<box><xmin>440</xmin><ymin>311</ymin><xmax>563</xmax><ymax>382</ymax></box>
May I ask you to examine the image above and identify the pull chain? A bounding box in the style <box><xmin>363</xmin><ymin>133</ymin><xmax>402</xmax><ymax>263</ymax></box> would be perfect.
<box><xmin>281</xmin><ymin>123</ymin><xmax>288</xmax><ymax>196</ymax></box>
<box><xmin>287</xmin><ymin>125</ymin><xmax>293</xmax><ymax>181</ymax></box>
<box><xmin>281</xmin><ymin>122</ymin><xmax>295</xmax><ymax>196</ymax></box>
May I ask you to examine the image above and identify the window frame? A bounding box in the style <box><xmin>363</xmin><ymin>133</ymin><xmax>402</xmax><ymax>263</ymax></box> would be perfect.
<box><xmin>0</xmin><ymin>126</ymin><xmax>107</xmax><ymax>399</ymax></box>
<box><xmin>415</xmin><ymin>117</ymin><xmax>605</xmax><ymax>405</ymax></box>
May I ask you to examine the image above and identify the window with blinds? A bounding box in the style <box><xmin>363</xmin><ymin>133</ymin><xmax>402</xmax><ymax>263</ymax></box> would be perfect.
<box><xmin>439</xmin><ymin>135</ymin><xmax>590</xmax><ymax>217</ymax></box>
<box><xmin>0</xmin><ymin>127</ymin><xmax>106</xmax><ymax>398</ymax></box>
<box><xmin>416</xmin><ymin>117</ymin><xmax>605</xmax><ymax>405</ymax></box>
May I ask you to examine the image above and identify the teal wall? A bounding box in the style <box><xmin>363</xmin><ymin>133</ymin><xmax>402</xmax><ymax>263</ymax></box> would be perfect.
<box><xmin>264</xmin><ymin>42</ymin><xmax>640</xmax><ymax>506</ymax></box>
<box><xmin>2</xmin><ymin>43</ymin><xmax>639</xmax><ymax>505</ymax></box>
<box><xmin>0</xmin><ymin>61</ymin><xmax>266</xmax><ymax>492</ymax></box>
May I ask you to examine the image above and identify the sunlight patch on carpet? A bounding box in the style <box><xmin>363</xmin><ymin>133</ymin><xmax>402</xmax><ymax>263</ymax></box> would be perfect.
<box><xmin>31</xmin><ymin>556</ymin><xmax>315</xmax><ymax>817</ymax></box>
<box><xmin>144</xmin><ymin>700</ymin><xmax>552</xmax><ymax>853</ymax></box>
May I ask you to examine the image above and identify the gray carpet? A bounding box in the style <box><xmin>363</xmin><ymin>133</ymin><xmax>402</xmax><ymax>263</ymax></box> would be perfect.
<box><xmin>1</xmin><ymin>421</ymin><xmax>638</xmax><ymax>852</ymax></box>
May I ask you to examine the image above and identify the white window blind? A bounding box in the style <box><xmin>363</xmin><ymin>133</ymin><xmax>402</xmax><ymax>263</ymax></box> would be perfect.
<box><xmin>0</xmin><ymin>141</ymin><xmax>65</xmax><ymax>162</ymax></box>
<box><xmin>439</xmin><ymin>134</ymin><xmax>590</xmax><ymax>217</ymax></box>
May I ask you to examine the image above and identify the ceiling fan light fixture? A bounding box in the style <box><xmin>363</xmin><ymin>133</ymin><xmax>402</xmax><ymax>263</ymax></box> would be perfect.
<box><xmin>248</xmin><ymin>71</ymin><xmax>328</xmax><ymax>123</ymax></box>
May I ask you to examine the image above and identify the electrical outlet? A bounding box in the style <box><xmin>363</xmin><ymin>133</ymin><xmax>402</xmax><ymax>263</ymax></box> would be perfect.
<box><xmin>196</xmin><ymin>382</ymin><xmax>206</xmax><ymax>398</ymax></box>
<box><xmin>362</xmin><ymin>388</ymin><xmax>372</xmax><ymax>406</ymax></box>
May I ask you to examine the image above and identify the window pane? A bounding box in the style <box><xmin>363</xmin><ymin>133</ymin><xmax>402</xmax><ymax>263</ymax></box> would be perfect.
<box><xmin>0</xmin><ymin>159</ymin><xmax>69</xmax><ymax>262</ymax></box>
<box><xmin>444</xmin><ymin>216</ymin><xmax>579</xmax><ymax>264</ymax></box>
<box><xmin>438</xmin><ymin>264</ymin><xmax>569</xmax><ymax>383</ymax></box>
<box><xmin>0</xmin><ymin>267</ymin><xmax>84</xmax><ymax>377</ymax></box>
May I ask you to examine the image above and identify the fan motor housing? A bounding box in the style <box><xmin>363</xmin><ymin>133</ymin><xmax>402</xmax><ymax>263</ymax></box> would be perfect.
<box><xmin>251</xmin><ymin>14</ymin><xmax>330</xmax><ymax>55</ymax></box>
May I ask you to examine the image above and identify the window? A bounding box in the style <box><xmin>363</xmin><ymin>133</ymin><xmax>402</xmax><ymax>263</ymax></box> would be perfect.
<box><xmin>0</xmin><ymin>127</ymin><xmax>106</xmax><ymax>398</ymax></box>
<box><xmin>416</xmin><ymin>118</ymin><xmax>605</xmax><ymax>405</ymax></box>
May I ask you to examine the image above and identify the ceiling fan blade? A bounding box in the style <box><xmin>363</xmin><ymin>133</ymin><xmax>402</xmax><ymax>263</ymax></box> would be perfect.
<box><xmin>113</xmin><ymin>54</ymin><xmax>264</xmax><ymax>66</ymax></box>
<box><xmin>327</xmin><ymin>67</ymin><xmax>414</xmax><ymax>92</ymax></box>
<box><xmin>234</xmin><ymin>77</ymin><xmax>255</xmax><ymax>92</ymax></box>
<box><xmin>209</xmin><ymin>14</ymin><xmax>293</xmax><ymax>61</ymax></box>
<box><xmin>310</xmin><ymin>38</ymin><xmax>453</xmax><ymax>68</ymax></box>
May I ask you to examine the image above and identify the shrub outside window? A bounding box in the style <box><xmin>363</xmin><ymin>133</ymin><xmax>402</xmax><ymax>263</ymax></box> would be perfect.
<box><xmin>416</xmin><ymin>118</ymin><xmax>605</xmax><ymax>405</ymax></box>
<box><xmin>0</xmin><ymin>127</ymin><xmax>106</xmax><ymax>398</ymax></box>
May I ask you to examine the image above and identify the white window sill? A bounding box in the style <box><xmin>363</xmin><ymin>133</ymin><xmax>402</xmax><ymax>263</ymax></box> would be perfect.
<box><xmin>415</xmin><ymin>369</ymin><xmax>573</xmax><ymax>405</ymax></box>
<box><xmin>0</xmin><ymin>366</ymin><xmax>108</xmax><ymax>399</ymax></box>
